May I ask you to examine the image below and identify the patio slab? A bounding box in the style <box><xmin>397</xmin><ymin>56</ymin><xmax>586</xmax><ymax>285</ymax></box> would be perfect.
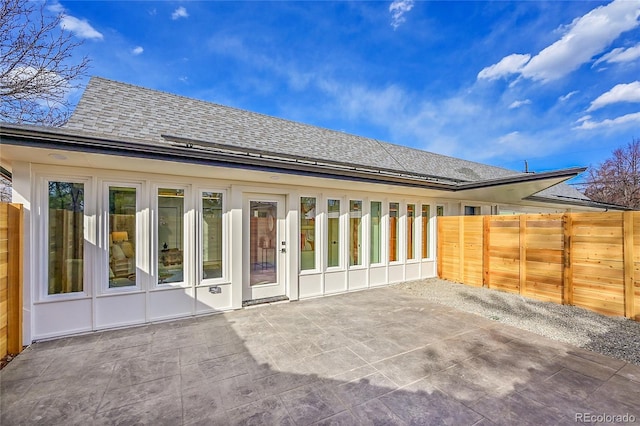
<box><xmin>2</xmin><ymin>286</ymin><xmax>639</xmax><ymax>425</ymax></box>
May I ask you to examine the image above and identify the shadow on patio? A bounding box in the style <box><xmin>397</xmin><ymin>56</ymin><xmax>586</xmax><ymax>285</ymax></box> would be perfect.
<box><xmin>1</xmin><ymin>286</ymin><xmax>639</xmax><ymax>425</ymax></box>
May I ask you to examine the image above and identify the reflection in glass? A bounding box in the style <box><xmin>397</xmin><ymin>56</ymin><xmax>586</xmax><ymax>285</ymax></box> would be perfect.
<box><xmin>250</xmin><ymin>201</ymin><xmax>277</xmax><ymax>285</ymax></box>
<box><xmin>109</xmin><ymin>187</ymin><xmax>136</xmax><ymax>288</ymax></box>
<box><xmin>422</xmin><ymin>205</ymin><xmax>430</xmax><ymax>259</ymax></box>
<box><xmin>389</xmin><ymin>202</ymin><xmax>399</xmax><ymax>262</ymax></box>
<box><xmin>48</xmin><ymin>182</ymin><xmax>84</xmax><ymax>294</ymax></box>
<box><xmin>202</xmin><ymin>192</ymin><xmax>223</xmax><ymax>280</ymax></box>
<box><xmin>300</xmin><ymin>197</ymin><xmax>316</xmax><ymax>271</ymax></box>
<box><xmin>407</xmin><ymin>204</ymin><xmax>415</xmax><ymax>260</ymax></box>
<box><xmin>370</xmin><ymin>201</ymin><xmax>382</xmax><ymax>264</ymax></box>
<box><xmin>349</xmin><ymin>200</ymin><xmax>362</xmax><ymax>266</ymax></box>
<box><xmin>327</xmin><ymin>199</ymin><xmax>340</xmax><ymax>268</ymax></box>
<box><xmin>158</xmin><ymin>188</ymin><xmax>184</xmax><ymax>284</ymax></box>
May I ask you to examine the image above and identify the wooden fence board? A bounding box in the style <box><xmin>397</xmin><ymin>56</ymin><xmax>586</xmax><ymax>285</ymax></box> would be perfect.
<box><xmin>0</xmin><ymin>203</ymin><xmax>7</xmax><ymax>358</ymax></box>
<box><xmin>0</xmin><ymin>203</ymin><xmax>23</xmax><ymax>358</ymax></box>
<box><xmin>438</xmin><ymin>211</ymin><xmax>640</xmax><ymax>322</ymax></box>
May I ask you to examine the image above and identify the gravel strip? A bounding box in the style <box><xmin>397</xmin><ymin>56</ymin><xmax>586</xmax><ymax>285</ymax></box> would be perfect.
<box><xmin>394</xmin><ymin>278</ymin><xmax>640</xmax><ymax>366</ymax></box>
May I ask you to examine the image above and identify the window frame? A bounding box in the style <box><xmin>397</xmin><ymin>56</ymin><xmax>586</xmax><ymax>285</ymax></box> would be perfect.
<box><xmin>348</xmin><ymin>199</ymin><xmax>364</xmax><ymax>268</ymax></box>
<box><xmin>152</xmin><ymin>184</ymin><xmax>190</xmax><ymax>290</ymax></box>
<box><xmin>102</xmin><ymin>181</ymin><xmax>144</xmax><ymax>294</ymax></box>
<box><xmin>369</xmin><ymin>200</ymin><xmax>383</xmax><ymax>266</ymax></box>
<box><xmin>388</xmin><ymin>201</ymin><xmax>401</xmax><ymax>264</ymax></box>
<box><xmin>39</xmin><ymin>175</ymin><xmax>93</xmax><ymax>302</ymax></box>
<box><xmin>197</xmin><ymin>188</ymin><xmax>228</xmax><ymax>286</ymax></box>
<box><xmin>421</xmin><ymin>204</ymin><xmax>432</xmax><ymax>260</ymax></box>
<box><xmin>406</xmin><ymin>203</ymin><xmax>417</xmax><ymax>262</ymax></box>
<box><xmin>325</xmin><ymin>196</ymin><xmax>344</xmax><ymax>271</ymax></box>
<box><xmin>300</xmin><ymin>195</ymin><xmax>320</xmax><ymax>273</ymax></box>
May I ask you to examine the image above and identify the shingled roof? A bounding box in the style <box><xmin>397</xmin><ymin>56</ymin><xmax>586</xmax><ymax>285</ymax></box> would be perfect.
<box><xmin>63</xmin><ymin>77</ymin><xmax>588</xmax><ymax>202</ymax></box>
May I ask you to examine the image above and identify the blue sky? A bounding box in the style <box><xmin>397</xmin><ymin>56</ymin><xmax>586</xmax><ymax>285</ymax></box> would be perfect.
<box><xmin>48</xmin><ymin>0</ymin><xmax>640</xmax><ymax>179</ymax></box>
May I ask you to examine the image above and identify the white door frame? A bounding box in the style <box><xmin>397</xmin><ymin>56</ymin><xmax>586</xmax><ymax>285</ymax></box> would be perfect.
<box><xmin>242</xmin><ymin>193</ymin><xmax>287</xmax><ymax>301</ymax></box>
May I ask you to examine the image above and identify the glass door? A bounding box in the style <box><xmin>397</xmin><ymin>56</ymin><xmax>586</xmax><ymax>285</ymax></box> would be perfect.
<box><xmin>244</xmin><ymin>195</ymin><xmax>286</xmax><ymax>301</ymax></box>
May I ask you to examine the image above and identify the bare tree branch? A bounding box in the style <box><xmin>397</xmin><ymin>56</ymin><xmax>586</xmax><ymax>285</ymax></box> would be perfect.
<box><xmin>0</xmin><ymin>0</ymin><xmax>90</xmax><ymax>127</ymax></box>
<box><xmin>584</xmin><ymin>139</ymin><xmax>640</xmax><ymax>210</ymax></box>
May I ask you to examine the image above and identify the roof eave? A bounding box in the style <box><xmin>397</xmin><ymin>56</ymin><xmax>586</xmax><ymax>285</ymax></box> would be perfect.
<box><xmin>524</xmin><ymin>195</ymin><xmax>633</xmax><ymax>211</ymax></box>
<box><xmin>0</xmin><ymin>123</ymin><xmax>588</xmax><ymax>201</ymax></box>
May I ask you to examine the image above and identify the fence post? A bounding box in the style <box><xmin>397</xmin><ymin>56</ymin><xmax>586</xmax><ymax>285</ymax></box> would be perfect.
<box><xmin>623</xmin><ymin>211</ymin><xmax>635</xmax><ymax>320</ymax></box>
<box><xmin>519</xmin><ymin>215</ymin><xmax>526</xmax><ymax>296</ymax></box>
<box><xmin>483</xmin><ymin>216</ymin><xmax>490</xmax><ymax>288</ymax></box>
<box><xmin>7</xmin><ymin>204</ymin><xmax>23</xmax><ymax>354</ymax></box>
<box><xmin>458</xmin><ymin>216</ymin><xmax>464</xmax><ymax>283</ymax></box>
<box><xmin>437</xmin><ymin>217</ymin><xmax>442</xmax><ymax>278</ymax></box>
<box><xmin>562</xmin><ymin>213</ymin><xmax>573</xmax><ymax>306</ymax></box>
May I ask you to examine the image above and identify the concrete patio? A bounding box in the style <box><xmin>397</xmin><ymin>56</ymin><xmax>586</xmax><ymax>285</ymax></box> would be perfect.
<box><xmin>1</xmin><ymin>286</ymin><xmax>639</xmax><ymax>425</ymax></box>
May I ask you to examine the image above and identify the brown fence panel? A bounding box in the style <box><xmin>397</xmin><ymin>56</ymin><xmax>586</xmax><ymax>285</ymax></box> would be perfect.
<box><xmin>571</xmin><ymin>212</ymin><xmax>625</xmax><ymax>317</ymax></box>
<box><xmin>438</xmin><ymin>216</ymin><xmax>484</xmax><ymax>287</ymax></box>
<box><xmin>634</xmin><ymin>213</ymin><xmax>640</xmax><ymax>321</ymax></box>
<box><xmin>487</xmin><ymin>216</ymin><xmax>520</xmax><ymax>294</ymax></box>
<box><xmin>0</xmin><ymin>203</ymin><xmax>7</xmax><ymax>357</ymax></box>
<box><xmin>0</xmin><ymin>203</ymin><xmax>23</xmax><ymax>358</ymax></box>
<box><xmin>437</xmin><ymin>211</ymin><xmax>639</xmax><ymax>321</ymax></box>
<box><xmin>462</xmin><ymin>216</ymin><xmax>484</xmax><ymax>287</ymax></box>
<box><xmin>523</xmin><ymin>214</ymin><xmax>564</xmax><ymax>304</ymax></box>
<box><xmin>438</xmin><ymin>217</ymin><xmax>461</xmax><ymax>282</ymax></box>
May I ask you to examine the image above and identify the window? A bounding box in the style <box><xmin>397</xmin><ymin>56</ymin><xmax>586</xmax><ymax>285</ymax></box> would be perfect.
<box><xmin>108</xmin><ymin>187</ymin><xmax>137</xmax><ymax>288</ymax></box>
<box><xmin>389</xmin><ymin>202</ymin><xmax>399</xmax><ymax>262</ymax></box>
<box><xmin>465</xmin><ymin>206</ymin><xmax>481</xmax><ymax>216</ymax></box>
<box><xmin>421</xmin><ymin>205</ymin><xmax>431</xmax><ymax>259</ymax></box>
<box><xmin>300</xmin><ymin>197</ymin><xmax>316</xmax><ymax>271</ymax></box>
<box><xmin>48</xmin><ymin>181</ymin><xmax>84</xmax><ymax>295</ymax></box>
<box><xmin>327</xmin><ymin>199</ymin><xmax>340</xmax><ymax>268</ymax></box>
<box><xmin>349</xmin><ymin>200</ymin><xmax>362</xmax><ymax>266</ymax></box>
<box><xmin>202</xmin><ymin>192</ymin><xmax>223</xmax><ymax>280</ymax></box>
<box><xmin>370</xmin><ymin>201</ymin><xmax>382</xmax><ymax>264</ymax></box>
<box><xmin>436</xmin><ymin>205</ymin><xmax>445</xmax><ymax>216</ymax></box>
<box><xmin>157</xmin><ymin>188</ymin><xmax>184</xmax><ymax>284</ymax></box>
<box><xmin>407</xmin><ymin>204</ymin><xmax>416</xmax><ymax>260</ymax></box>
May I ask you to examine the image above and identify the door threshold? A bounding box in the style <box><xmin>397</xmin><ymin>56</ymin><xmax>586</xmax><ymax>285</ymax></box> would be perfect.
<box><xmin>242</xmin><ymin>295</ymin><xmax>289</xmax><ymax>307</ymax></box>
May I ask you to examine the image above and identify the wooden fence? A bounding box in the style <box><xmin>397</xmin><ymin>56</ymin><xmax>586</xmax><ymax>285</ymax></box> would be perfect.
<box><xmin>0</xmin><ymin>203</ymin><xmax>23</xmax><ymax>358</ymax></box>
<box><xmin>437</xmin><ymin>212</ymin><xmax>640</xmax><ymax>321</ymax></box>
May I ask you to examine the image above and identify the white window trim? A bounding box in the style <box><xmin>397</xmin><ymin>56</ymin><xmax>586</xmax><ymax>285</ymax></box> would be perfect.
<box><xmin>388</xmin><ymin>201</ymin><xmax>401</xmax><ymax>265</ymax></box>
<box><xmin>325</xmin><ymin>196</ymin><xmax>345</xmax><ymax>271</ymax></box>
<box><xmin>151</xmin><ymin>184</ymin><xmax>191</xmax><ymax>290</ymax></box>
<box><xmin>101</xmin><ymin>180</ymin><xmax>145</xmax><ymax>295</ymax></box>
<box><xmin>420</xmin><ymin>203</ymin><xmax>434</xmax><ymax>261</ymax></box>
<box><xmin>369</xmin><ymin>200</ymin><xmax>385</xmax><ymax>267</ymax></box>
<box><xmin>38</xmin><ymin>174</ymin><xmax>93</xmax><ymax>302</ymax></box>
<box><xmin>406</xmin><ymin>202</ymin><xmax>419</xmax><ymax>263</ymax></box>
<box><xmin>348</xmin><ymin>198</ymin><xmax>366</xmax><ymax>269</ymax></box>
<box><xmin>197</xmin><ymin>188</ymin><xmax>229</xmax><ymax>287</ymax></box>
<box><xmin>299</xmin><ymin>195</ymin><xmax>320</xmax><ymax>274</ymax></box>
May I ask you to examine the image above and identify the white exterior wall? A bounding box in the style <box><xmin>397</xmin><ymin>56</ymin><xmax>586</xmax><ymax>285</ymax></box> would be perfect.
<box><xmin>19</xmin><ymin>162</ymin><xmax>441</xmax><ymax>342</ymax></box>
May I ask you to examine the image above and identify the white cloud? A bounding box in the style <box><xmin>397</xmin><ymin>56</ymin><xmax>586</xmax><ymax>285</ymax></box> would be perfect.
<box><xmin>479</xmin><ymin>0</ymin><xmax>640</xmax><ymax>83</ymax></box>
<box><xmin>588</xmin><ymin>81</ymin><xmax>640</xmax><ymax>111</ymax></box>
<box><xmin>131</xmin><ymin>46</ymin><xmax>144</xmax><ymax>55</ymax></box>
<box><xmin>559</xmin><ymin>91</ymin><xmax>579</xmax><ymax>102</ymax></box>
<box><xmin>477</xmin><ymin>54</ymin><xmax>531</xmax><ymax>80</ymax></box>
<box><xmin>60</xmin><ymin>15</ymin><xmax>103</xmax><ymax>40</ymax></box>
<box><xmin>594</xmin><ymin>43</ymin><xmax>640</xmax><ymax>66</ymax></box>
<box><xmin>509</xmin><ymin>99</ymin><xmax>532</xmax><ymax>109</ymax></box>
<box><xmin>574</xmin><ymin>111</ymin><xmax>640</xmax><ymax>129</ymax></box>
<box><xmin>389</xmin><ymin>0</ymin><xmax>414</xmax><ymax>30</ymax></box>
<box><xmin>172</xmin><ymin>6</ymin><xmax>189</xmax><ymax>20</ymax></box>
<box><xmin>0</xmin><ymin>66</ymin><xmax>68</xmax><ymax>100</ymax></box>
<box><xmin>47</xmin><ymin>2</ymin><xmax>65</xmax><ymax>14</ymax></box>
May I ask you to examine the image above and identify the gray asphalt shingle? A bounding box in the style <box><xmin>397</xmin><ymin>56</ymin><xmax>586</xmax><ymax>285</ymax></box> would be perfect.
<box><xmin>64</xmin><ymin>77</ymin><xmax>589</xmax><ymax>202</ymax></box>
